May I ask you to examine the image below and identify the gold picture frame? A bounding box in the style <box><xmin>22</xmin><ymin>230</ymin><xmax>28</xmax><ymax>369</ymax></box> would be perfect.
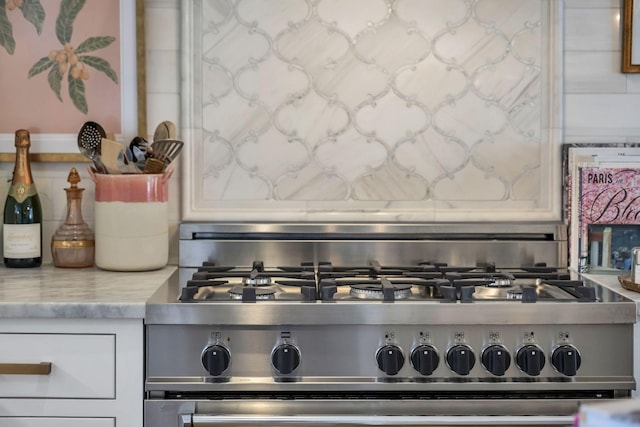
<box><xmin>0</xmin><ymin>0</ymin><xmax>146</xmax><ymax>162</ymax></box>
<box><xmin>622</xmin><ymin>0</ymin><xmax>640</xmax><ymax>72</ymax></box>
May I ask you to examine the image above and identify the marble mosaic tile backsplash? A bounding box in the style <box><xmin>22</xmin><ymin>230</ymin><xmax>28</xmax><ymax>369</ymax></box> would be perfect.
<box><xmin>182</xmin><ymin>0</ymin><xmax>560</xmax><ymax>221</ymax></box>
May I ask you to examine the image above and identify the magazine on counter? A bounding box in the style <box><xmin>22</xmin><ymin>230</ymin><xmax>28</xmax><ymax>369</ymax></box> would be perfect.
<box><xmin>575</xmin><ymin>166</ymin><xmax>640</xmax><ymax>273</ymax></box>
<box><xmin>562</xmin><ymin>144</ymin><xmax>640</xmax><ymax>271</ymax></box>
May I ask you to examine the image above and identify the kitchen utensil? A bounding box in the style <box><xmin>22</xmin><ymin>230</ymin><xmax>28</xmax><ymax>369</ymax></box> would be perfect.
<box><xmin>143</xmin><ymin>157</ymin><xmax>165</xmax><ymax>174</ymax></box>
<box><xmin>101</xmin><ymin>138</ymin><xmax>127</xmax><ymax>175</ymax></box>
<box><xmin>129</xmin><ymin>136</ymin><xmax>149</xmax><ymax>163</ymax></box>
<box><xmin>117</xmin><ymin>151</ymin><xmax>143</xmax><ymax>174</ymax></box>
<box><xmin>131</xmin><ymin>146</ymin><xmax>145</xmax><ymax>161</ymax></box>
<box><xmin>78</xmin><ymin>121</ymin><xmax>107</xmax><ymax>174</ymax></box>
<box><xmin>153</xmin><ymin>120</ymin><xmax>177</xmax><ymax>142</ymax></box>
<box><xmin>148</xmin><ymin>139</ymin><xmax>183</xmax><ymax>166</ymax></box>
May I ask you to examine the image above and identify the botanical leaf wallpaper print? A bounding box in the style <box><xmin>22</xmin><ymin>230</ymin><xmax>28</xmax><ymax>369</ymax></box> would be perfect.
<box><xmin>0</xmin><ymin>0</ymin><xmax>46</xmax><ymax>54</ymax></box>
<box><xmin>26</xmin><ymin>0</ymin><xmax>118</xmax><ymax>114</ymax></box>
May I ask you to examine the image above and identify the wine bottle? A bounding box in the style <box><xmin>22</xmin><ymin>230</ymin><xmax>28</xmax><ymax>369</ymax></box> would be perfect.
<box><xmin>3</xmin><ymin>129</ymin><xmax>42</xmax><ymax>267</ymax></box>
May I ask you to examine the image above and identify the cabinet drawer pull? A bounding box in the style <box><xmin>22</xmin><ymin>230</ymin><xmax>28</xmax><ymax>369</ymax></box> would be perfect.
<box><xmin>0</xmin><ymin>362</ymin><xmax>52</xmax><ymax>375</ymax></box>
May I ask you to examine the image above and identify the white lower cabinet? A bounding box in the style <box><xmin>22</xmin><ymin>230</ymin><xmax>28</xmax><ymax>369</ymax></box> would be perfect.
<box><xmin>0</xmin><ymin>318</ymin><xmax>142</xmax><ymax>427</ymax></box>
<box><xmin>0</xmin><ymin>333</ymin><xmax>115</xmax><ymax>398</ymax></box>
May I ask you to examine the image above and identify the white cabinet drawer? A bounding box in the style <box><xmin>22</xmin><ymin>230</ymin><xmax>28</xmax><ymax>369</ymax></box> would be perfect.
<box><xmin>0</xmin><ymin>418</ymin><xmax>114</xmax><ymax>427</ymax></box>
<box><xmin>0</xmin><ymin>333</ymin><xmax>115</xmax><ymax>398</ymax></box>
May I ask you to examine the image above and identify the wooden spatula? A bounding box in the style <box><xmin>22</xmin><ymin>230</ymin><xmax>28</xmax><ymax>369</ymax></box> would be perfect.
<box><xmin>100</xmin><ymin>138</ymin><xmax>127</xmax><ymax>174</ymax></box>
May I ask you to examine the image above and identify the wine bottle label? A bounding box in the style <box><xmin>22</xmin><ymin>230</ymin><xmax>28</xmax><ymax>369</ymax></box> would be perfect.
<box><xmin>8</xmin><ymin>183</ymin><xmax>38</xmax><ymax>204</ymax></box>
<box><xmin>3</xmin><ymin>223</ymin><xmax>41</xmax><ymax>258</ymax></box>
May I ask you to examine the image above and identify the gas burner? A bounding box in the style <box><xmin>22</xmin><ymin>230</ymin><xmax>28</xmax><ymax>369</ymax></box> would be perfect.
<box><xmin>242</xmin><ymin>276</ymin><xmax>272</xmax><ymax>286</ymax></box>
<box><xmin>350</xmin><ymin>284</ymin><xmax>412</xmax><ymax>300</ymax></box>
<box><xmin>191</xmin><ymin>286</ymin><xmax>216</xmax><ymax>300</ymax></box>
<box><xmin>486</xmin><ymin>277</ymin><xmax>514</xmax><ymax>288</ymax></box>
<box><xmin>229</xmin><ymin>285</ymin><xmax>276</xmax><ymax>300</ymax></box>
<box><xmin>506</xmin><ymin>288</ymin><xmax>523</xmax><ymax>300</ymax></box>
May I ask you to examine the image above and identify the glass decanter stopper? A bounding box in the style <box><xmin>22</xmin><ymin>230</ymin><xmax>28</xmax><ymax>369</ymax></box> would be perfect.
<box><xmin>51</xmin><ymin>167</ymin><xmax>95</xmax><ymax>267</ymax></box>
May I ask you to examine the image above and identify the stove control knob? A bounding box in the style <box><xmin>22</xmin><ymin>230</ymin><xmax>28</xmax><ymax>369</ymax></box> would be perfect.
<box><xmin>552</xmin><ymin>345</ymin><xmax>581</xmax><ymax>376</ymax></box>
<box><xmin>446</xmin><ymin>344</ymin><xmax>475</xmax><ymax>376</ymax></box>
<box><xmin>201</xmin><ymin>344</ymin><xmax>231</xmax><ymax>376</ymax></box>
<box><xmin>376</xmin><ymin>345</ymin><xmax>405</xmax><ymax>375</ymax></box>
<box><xmin>481</xmin><ymin>345</ymin><xmax>511</xmax><ymax>376</ymax></box>
<box><xmin>410</xmin><ymin>345</ymin><xmax>439</xmax><ymax>376</ymax></box>
<box><xmin>271</xmin><ymin>344</ymin><xmax>301</xmax><ymax>375</ymax></box>
<box><xmin>516</xmin><ymin>345</ymin><xmax>545</xmax><ymax>376</ymax></box>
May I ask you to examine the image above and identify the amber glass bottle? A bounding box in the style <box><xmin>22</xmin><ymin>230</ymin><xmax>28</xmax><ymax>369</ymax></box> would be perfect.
<box><xmin>51</xmin><ymin>167</ymin><xmax>94</xmax><ymax>268</ymax></box>
<box><xmin>3</xmin><ymin>129</ymin><xmax>42</xmax><ymax>267</ymax></box>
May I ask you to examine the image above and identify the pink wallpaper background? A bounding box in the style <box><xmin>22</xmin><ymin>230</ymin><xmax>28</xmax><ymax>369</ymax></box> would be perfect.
<box><xmin>0</xmin><ymin>0</ymin><xmax>122</xmax><ymax>135</ymax></box>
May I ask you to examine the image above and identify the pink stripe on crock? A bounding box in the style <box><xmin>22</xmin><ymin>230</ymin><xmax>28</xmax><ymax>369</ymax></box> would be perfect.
<box><xmin>90</xmin><ymin>171</ymin><xmax>170</xmax><ymax>203</ymax></box>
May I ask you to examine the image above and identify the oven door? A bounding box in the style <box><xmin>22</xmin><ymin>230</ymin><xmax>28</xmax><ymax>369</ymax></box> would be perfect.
<box><xmin>145</xmin><ymin>399</ymin><xmax>575</xmax><ymax>427</ymax></box>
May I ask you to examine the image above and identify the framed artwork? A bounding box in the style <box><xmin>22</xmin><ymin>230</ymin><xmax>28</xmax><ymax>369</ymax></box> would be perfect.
<box><xmin>622</xmin><ymin>0</ymin><xmax>640</xmax><ymax>72</ymax></box>
<box><xmin>0</xmin><ymin>0</ymin><xmax>145</xmax><ymax>161</ymax></box>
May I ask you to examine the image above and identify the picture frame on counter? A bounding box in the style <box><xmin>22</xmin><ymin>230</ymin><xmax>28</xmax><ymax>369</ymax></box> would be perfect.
<box><xmin>0</xmin><ymin>0</ymin><xmax>145</xmax><ymax>162</ymax></box>
<box><xmin>622</xmin><ymin>0</ymin><xmax>640</xmax><ymax>72</ymax></box>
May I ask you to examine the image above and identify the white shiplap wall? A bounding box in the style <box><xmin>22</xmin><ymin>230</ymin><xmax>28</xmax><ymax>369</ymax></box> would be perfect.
<box><xmin>564</xmin><ymin>0</ymin><xmax>640</xmax><ymax>141</ymax></box>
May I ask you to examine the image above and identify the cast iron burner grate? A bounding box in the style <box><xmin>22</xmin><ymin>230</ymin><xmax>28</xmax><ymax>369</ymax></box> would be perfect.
<box><xmin>180</xmin><ymin>260</ymin><xmax>317</xmax><ymax>302</ymax></box>
<box><xmin>180</xmin><ymin>260</ymin><xmax>596</xmax><ymax>304</ymax></box>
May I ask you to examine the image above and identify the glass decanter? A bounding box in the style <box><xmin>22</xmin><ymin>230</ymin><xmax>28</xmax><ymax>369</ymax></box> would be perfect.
<box><xmin>51</xmin><ymin>167</ymin><xmax>95</xmax><ymax>267</ymax></box>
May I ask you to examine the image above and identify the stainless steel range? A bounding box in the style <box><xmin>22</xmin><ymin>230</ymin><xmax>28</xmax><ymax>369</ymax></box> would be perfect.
<box><xmin>145</xmin><ymin>223</ymin><xmax>636</xmax><ymax>427</ymax></box>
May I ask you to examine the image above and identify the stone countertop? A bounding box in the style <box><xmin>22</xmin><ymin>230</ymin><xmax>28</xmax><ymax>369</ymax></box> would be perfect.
<box><xmin>1</xmin><ymin>266</ymin><xmax>635</xmax><ymax>320</ymax></box>
<box><xmin>0</xmin><ymin>263</ymin><xmax>177</xmax><ymax>319</ymax></box>
<box><xmin>582</xmin><ymin>272</ymin><xmax>640</xmax><ymax>317</ymax></box>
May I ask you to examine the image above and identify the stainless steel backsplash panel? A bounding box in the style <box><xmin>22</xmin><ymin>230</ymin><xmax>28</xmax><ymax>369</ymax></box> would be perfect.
<box><xmin>179</xmin><ymin>222</ymin><xmax>568</xmax><ymax>269</ymax></box>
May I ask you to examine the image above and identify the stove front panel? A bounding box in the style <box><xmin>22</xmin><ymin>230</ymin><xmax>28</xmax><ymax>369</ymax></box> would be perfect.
<box><xmin>146</xmin><ymin>321</ymin><xmax>633</xmax><ymax>388</ymax></box>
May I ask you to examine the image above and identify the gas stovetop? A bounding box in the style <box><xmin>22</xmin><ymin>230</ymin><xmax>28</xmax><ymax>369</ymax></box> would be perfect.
<box><xmin>179</xmin><ymin>260</ymin><xmax>594</xmax><ymax>303</ymax></box>
<box><xmin>145</xmin><ymin>223</ymin><xmax>636</xmax><ymax>419</ymax></box>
